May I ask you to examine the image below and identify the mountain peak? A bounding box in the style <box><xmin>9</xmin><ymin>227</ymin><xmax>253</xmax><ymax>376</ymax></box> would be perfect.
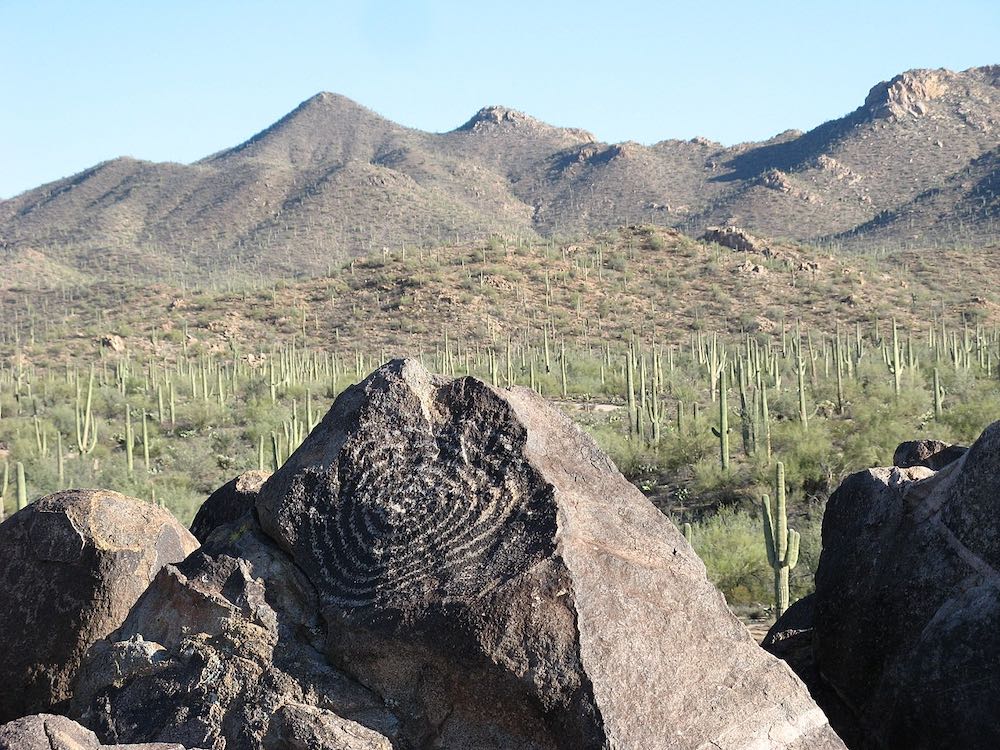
<box><xmin>862</xmin><ymin>68</ymin><xmax>953</xmax><ymax>120</ymax></box>
<box><xmin>456</xmin><ymin>105</ymin><xmax>595</xmax><ymax>142</ymax></box>
<box><xmin>459</xmin><ymin>105</ymin><xmax>536</xmax><ymax>130</ymax></box>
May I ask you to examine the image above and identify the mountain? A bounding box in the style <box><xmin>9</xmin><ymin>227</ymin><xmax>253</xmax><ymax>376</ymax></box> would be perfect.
<box><xmin>1</xmin><ymin>66</ymin><xmax>997</xmax><ymax>282</ymax></box>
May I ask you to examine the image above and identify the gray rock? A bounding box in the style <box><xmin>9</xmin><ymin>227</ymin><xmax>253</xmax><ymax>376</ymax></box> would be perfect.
<box><xmin>762</xmin><ymin>595</ymin><xmax>860</xmax><ymax>748</ymax></box>
<box><xmin>189</xmin><ymin>469</ymin><xmax>270</xmax><ymax>543</ymax></box>
<box><xmin>700</xmin><ymin>226</ymin><xmax>775</xmax><ymax>257</ymax></box>
<box><xmin>0</xmin><ymin>490</ymin><xmax>199</xmax><ymax>723</ymax></box>
<box><xmin>814</xmin><ymin>423</ymin><xmax>1000</xmax><ymax>748</ymax></box>
<box><xmin>0</xmin><ymin>713</ymin><xmax>199</xmax><ymax>749</ymax></box>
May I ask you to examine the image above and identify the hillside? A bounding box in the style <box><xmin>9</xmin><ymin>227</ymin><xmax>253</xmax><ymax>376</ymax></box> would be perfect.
<box><xmin>0</xmin><ymin>66</ymin><xmax>997</xmax><ymax>283</ymax></box>
<box><xmin>4</xmin><ymin>226</ymin><xmax>999</xmax><ymax>367</ymax></box>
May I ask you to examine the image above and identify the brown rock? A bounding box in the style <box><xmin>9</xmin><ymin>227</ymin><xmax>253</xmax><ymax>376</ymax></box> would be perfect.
<box><xmin>814</xmin><ymin>424</ymin><xmax>1000</xmax><ymax>748</ymax></box>
<box><xmin>0</xmin><ymin>490</ymin><xmax>199</xmax><ymax>722</ymax></box>
<box><xmin>254</xmin><ymin>359</ymin><xmax>844</xmax><ymax>749</ymax></box>
<box><xmin>189</xmin><ymin>470</ymin><xmax>270</xmax><ymax>544</ymax></box>
<box><xmin>0</xmin><ymin>714</ymin><xmax>199</xmax><ymax>749</ymax></box>
<box><xmin>76</xmin><ymin>360</ymin><xmax>844</xmax><ymax>749</ymax></box>
<box><xmin>72</xmin><ymin>519</ymin><xmax>398</xmax><ymax>749</ymax></box>
<box><xmin>701</xmin><ymin>225</ymin><xmax>776</xmax><ymax>258</ymax></box>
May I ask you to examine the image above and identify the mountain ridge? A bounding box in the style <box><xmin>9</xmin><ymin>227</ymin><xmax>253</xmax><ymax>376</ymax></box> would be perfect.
<box><xmin>1</xmin><ymin>65</ymin><xmax>997</xmax><ymax>282</ymax></box>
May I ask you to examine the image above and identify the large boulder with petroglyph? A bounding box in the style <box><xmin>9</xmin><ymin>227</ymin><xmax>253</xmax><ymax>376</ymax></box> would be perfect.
<box><xmin>0</xmin><ymin>490</ymin><xmax>198</xmax><ymax>723</ymax></box>
<box><xmin>254</xmin><ymin>358</ymin><xmax>842</xmax><ymax>748</ymax></box>
<box><xmin>813</xmin><ymin>426</ymin><xmax>1000</xmax><ymax>749</ymax></box>
<box><xmin>74</xmin><ymin>360</ymin><xmax>843</xmax><ymax>749</ymax></box>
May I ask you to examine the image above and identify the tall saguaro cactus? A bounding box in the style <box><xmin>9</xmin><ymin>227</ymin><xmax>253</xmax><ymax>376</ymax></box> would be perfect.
<box><xmin>761</xmin><ymin>461</ymin><xmax>800</xmax><ymax>616</ymax></box>
<box><xmin>711</xmin><ymin>365</ymin><xmax>730</xmax><ymax>470</ymax></box>
<box><xmin>16</xmin><ymin>461</ymin><xmax>27</xmax><ymax>511</ymax></box>
<box><xmin>75</xmin><ymin>366</ymin><xmax>98</xmax><ymax>455</ymax></box>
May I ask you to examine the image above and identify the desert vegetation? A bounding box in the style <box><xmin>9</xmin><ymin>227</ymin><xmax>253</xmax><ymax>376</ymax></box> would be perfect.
<box><xmin>3</xmin><ymin>229</ymin><xmax>998</xmax><ymax>616</ymax></box>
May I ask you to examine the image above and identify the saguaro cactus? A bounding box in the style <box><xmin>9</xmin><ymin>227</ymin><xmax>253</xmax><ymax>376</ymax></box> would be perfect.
<box><xmin>75</xmin><ymin>366</ymin><xmax>98</xmax><ymax>455</ymax></box>
<box><xmin>711</xmin><ymin>365</ymin><xmax>730</xmax><ymax>470</ymax></box>
<box><xmin>933</xmin><ymin>367</ymin><xmax>944</xmax><ymax>419</ymax></box>
<box><xmin>0</xmin><ymin>461</ymin><xmax>7</xmax><ymax>520</ymax></box>
<box><xmin>16</xmin><ymin>461</ymin><xmax>27</xmax><ymax>511</ymax></box>
<box><xmin>125</xmin><ymin>404</ymin><xmax>135</xmax><ymax>476</ymax></box>
<box><xmin>761</xmin><ymin>461</ymin><xmax>800</xmax><ymax>616</ymax></box>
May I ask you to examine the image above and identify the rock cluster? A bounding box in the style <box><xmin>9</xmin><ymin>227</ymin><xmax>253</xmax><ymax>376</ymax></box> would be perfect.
<box><xmin>0</xmin><ymin>714</ymin><xmax>200</xmax><ymax>750</ymax></box>
<box><xmin>1</xmin><ymin>360</ymin><xmax>845</xmax><ymax>749</ymax></box>
<box><xmin>0</xmin><ymin>490</ymin><xmax>198</xmax><ymax>723</ymax></box>
<box><xmin>701</xmin><ymin>225</ymin><xmax>776</xmax><ymax>258</ymax></box>
<box><xmin>766</xmin><ymin>431</ymin><xmax>998</xmax><ymax>749</ymax></box>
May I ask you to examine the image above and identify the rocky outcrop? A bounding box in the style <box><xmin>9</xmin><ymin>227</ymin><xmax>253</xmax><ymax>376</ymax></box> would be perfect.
<box><xmin>75</xmin><ymin>359</ymin><xmax>844</xmax><ymax>749</ymax></box>
<box><xmin>0</xmin><ymin>714</ymin><xmax>200</xmax><ymax>749</ymax></box>
<box><xmin>189</xmin><ymin>469</ymin><xmax>269</xmax><ymax>543</ymax></box>
<box><xmin>72</xmin><ymin>517</ymin><xmax>398</xmax><ymax>749</ymax></box>
<box><xmin>0</xmin><ymin>490</ymin><xmax>198</xmax><ymax>724</ymax></box>
<box><xmin>813</xmin><ymin>422</ymin><xmax>1000</xmax><ymax>749</ymax></box>
<box><xmin>701</xmin><ymin>225</ymin><xmax>775</xmax><ymax>258</ymax></box>
<box><xmin>863</xmin><ymin>69</ymin><xmax>950</xmax><ymax>119</ymax></box>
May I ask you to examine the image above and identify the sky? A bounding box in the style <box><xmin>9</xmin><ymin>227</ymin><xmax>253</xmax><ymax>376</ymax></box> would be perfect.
<box><xmin>1</xmin><ymin>0</ymin><xmax>998</xmax><ymax>198</ymax></box>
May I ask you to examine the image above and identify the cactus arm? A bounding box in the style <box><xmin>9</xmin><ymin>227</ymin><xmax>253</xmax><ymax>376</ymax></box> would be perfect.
<box><xmin>787</xmin><ymin>528</ymin><xmax>800</xmax><ymax>570</ymax></box>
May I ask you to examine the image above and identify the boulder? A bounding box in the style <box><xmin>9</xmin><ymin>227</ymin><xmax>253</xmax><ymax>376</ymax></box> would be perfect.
<box><xmin>814</xmin><ymin>422</ymin><xmax>1000</xmax><ymax>749</ymax></box>
<box><xmin>0</xmin><ymin>490</ymin><xmax>199</xmax><ymax>723</ymax></box>
<box><xmin>72</xmin><ymin>516</ymin><xmax>399</xmax><ymax>749</ymax></box>
<box><xmin>189</xmin><ymin>469</ymin><xmax>270</xmax><ymax>543</ymax></box>
<box><xmin>256</xmin><ymin>359</ymin><xmax>841</xmax><ymax>748</ymax></box>
<box><xmin>76</xmin><ymin>360</ymin><xmax>844</xmax><ymax>749</ymax></box>
<box><xmin>891</xmin><ymin>438</ymin><xmax>966</xmax><ymax>470</ymax></box>
<box><xmin>0</xmin><ymin>714</ymin><xmax>199</xmax><ymax>749</ymax></box>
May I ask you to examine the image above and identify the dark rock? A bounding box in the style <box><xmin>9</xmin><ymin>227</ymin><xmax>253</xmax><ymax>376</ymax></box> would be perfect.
<box><xmin>763</xmin><ymin>595</ymin><xmax>862</xmax><ymax>748</ymax></box>
<box><xmin>0</xmin><ymin>490</ymin><xmax>198</xmax><ymax>723</ymax></box>
<box><xmin>891</xmin><ymin>439</ymin><xmax>966</xmax><ymax>470</ymax></box>
<box><xmin>189</xmin><ymin>469</ymin><xmax>270</xmax><ymax>543</ymax></box>
<box><xmin>814</xmin><ymin>424</ymin><xmax>1000</xmax><ymax>749</ymax></box>
<box><xmin>255</xmin><ymin>359</ymin><xmax>843</xmax><ymax>749</ymax></box>
<box><xmin>72</xmin><ymin>516</ymin><xmax>399</xmax><ymax>749</ymax></box>
<box><xmin>76</xmin><ymin>360</ymin><xmax>844</xmax><ymax>749</ymax></box>
<box><xmin>0</xmin><ymin>714</ymin><xmax>199</xmax><ymax>749</ymax></box>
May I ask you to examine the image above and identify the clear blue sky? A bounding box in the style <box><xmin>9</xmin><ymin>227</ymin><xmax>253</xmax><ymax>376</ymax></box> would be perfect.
<box><xmin>1</xmin><ymin>0</ymin><xmax>997</xmax><ymax>198</ymax></box>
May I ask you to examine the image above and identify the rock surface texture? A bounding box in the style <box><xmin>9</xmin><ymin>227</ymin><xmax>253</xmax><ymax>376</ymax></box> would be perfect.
<box><xmin>762</xmin><ymin>596</ymin><xmax>859</xmax><ymax>749</ymax></box>
<box><xmin>0</xmin><ymin>490</ymin><xmax>199</xmax><ymax>724</ymax></box>
<box><xmin>814</xmin><ymin>425</ymin><xmax>1000</xmax><ymax>749</ymax></box>
<box><xmin>76</xmin><ymin>360</ymin><xmax>844</xmax><ymax>749</ymax></box>
<box><xmin>0</xmin><ymin>714</ymin><xmax>199</xmax><ymax>749</ymax></box>
<box><xmin>189</xmin><ymin>469</ymin><xmax>270</xmax><ymax>543</ymax></box>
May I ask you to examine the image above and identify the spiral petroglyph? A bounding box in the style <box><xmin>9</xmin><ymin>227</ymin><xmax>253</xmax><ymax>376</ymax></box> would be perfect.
<box><xmin>247</xmin><ymin>359</ymin><xmax>846</xmax><ymax>749</ymax></box>
<box><xmin>272</xmin><ymin>371</ymin><xmax>557</xmax><ymax>617</ymax></box>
